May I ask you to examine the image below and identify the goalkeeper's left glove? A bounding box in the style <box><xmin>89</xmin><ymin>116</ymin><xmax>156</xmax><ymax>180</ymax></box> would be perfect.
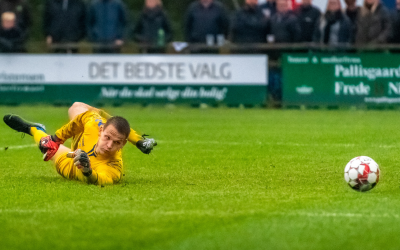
<box><xmin>72</xmin><ymin>149</ymin><xmax>92</xmax><ymax>177</ymax></box>
<box><xmin>136</xmin><ymin>134</ymin><xmax>157</xmax><ymax>154</ymax></box>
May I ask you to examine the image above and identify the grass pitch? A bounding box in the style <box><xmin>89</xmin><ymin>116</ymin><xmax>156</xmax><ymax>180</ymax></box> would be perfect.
<box><xmin>0</xmin><ymin>105</ymin><xmax>400</xmax><ymax>250</ymax></box>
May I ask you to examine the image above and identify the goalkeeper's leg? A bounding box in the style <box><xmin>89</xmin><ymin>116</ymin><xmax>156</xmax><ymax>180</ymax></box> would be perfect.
<box><xmin>68</xmin><ymin>102</ymin><xmax>98</xmax><ymax>120</ymax></box>
<box><xmin>3</xmin><ymin>114</ymin><xmax>68</xmax><ymax>162</ymax></box>
<box><xmin>3</xmin><ymin>114</ymin><xmax>84</xmax><ymax>180</ymax></box>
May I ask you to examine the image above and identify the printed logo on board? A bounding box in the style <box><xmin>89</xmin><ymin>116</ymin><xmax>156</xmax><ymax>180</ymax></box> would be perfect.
<box><xmin>334</xmin><ymin>81</ymin><xmax>370</xmax><ymax>95</ymax></box>
<box><xmin>296</xmin><ymin>85</ymin><xmax>314</xmax><ymax>95</ymax></box>
<box><xmin>287</xmin><ymin>56</ymin><xmax>309</xmax><ymax>64</ymax></box>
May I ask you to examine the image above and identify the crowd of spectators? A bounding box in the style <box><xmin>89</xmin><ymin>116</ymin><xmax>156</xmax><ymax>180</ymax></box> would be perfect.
<box><xmin>0</xmin><ymin>0</ymin><xmax>400</xmax><ymax>53</ymax></box>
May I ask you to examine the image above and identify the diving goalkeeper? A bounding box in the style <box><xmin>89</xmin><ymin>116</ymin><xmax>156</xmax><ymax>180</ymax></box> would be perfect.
<box><xmin>3</xmin><ymin>102</ymin><xmax>157</xmax><ymax>186</ymax></box>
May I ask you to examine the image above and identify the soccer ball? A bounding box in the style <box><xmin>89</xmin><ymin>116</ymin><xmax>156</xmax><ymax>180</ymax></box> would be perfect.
<box><xmin>344</xmin><ymin>156</ymin><xmax>380</xmax><ymax>192</ymax></box>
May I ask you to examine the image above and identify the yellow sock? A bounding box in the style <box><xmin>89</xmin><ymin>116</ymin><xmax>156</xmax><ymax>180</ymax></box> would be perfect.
<box><xmin>31</xmin><ymin>127</ymin><xmax>48</xmax><ymax>145</ymax></box>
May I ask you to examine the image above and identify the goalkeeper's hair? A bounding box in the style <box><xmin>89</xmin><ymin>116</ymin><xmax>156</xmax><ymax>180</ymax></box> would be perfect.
<box><xmin>104</xmin><ymin>116</ymin><xmax>130</xmax><ymax>139</ymax></box>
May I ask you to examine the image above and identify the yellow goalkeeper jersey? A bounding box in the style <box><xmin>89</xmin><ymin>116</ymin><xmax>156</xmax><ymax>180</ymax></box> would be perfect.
<box><xmin>53</xmin><ymin>111</ymin><xmax>140</xmax><ymax>186</ymax></box>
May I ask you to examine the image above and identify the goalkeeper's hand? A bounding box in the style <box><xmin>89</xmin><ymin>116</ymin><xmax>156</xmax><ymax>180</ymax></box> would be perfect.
<box><xmin>39</xmin><ymin>135</ymin><xmax>63</xmax><ymax>161</ymax></box>
<box><xmin>72</xmin><ymin>149</ymin><xmax>92</xmax><ymax>176</ymax></box>
<box><xmin>136</xmin><ymin>135</ymin><xmax>157</xmax><ymax>154</ymax></box>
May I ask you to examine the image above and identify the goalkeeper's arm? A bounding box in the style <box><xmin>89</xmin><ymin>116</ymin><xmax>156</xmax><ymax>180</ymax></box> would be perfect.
<box><xmin>66</xmin><ymin>102</ymin><xmax>157</xmax><ymax>154</ymax></box>
<box><xmin>94</xmin><ymin>107</ymin><xmax>157</xmax><ymax>154</ymax></box>
<box><xmin>69</xmin><ymin>149</ymin><xmax>121</xmax><ymax>185</ymax></box>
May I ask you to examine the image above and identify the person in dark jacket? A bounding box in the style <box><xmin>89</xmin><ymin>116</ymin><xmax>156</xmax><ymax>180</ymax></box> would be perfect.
<box><xmin>259</xmin><ymin>0</ymin><xmax>276</xmax><ymax>18</ymax></box>
<box><xmin>87</xmin><ymin>0</ymin><xmax>127</xmax><ymax>53</ymax></box>
<box><xmin>0</xmin><ymin>0</ymin><xmax>31</xmax><ymax>32</ymax></box>
<box><xmin>390</xmin><ymin>0</ymin><xmax>400</xmax><ymax>43</ymax></box>
<box><xmin>133</xmin><ymin>0</ymin><xmax>172</xmax><ymax>46</ymax></box>
<box><xmin>344</xmin><ymin>0</ymin><xmax>360</xmax><ymax>43</ymax></box>
<box><xmin>344</xmin><ymin>0</ymin><xmax>360</xmax><ymax>25</ymax></box>
<box><xmin>184</xmin><ymin>0</ymin><xmax>229</xmax><ymax>44</ymax></box>
<box><xmin>355</xmin><ymin>0</ymin><xmax>391</xmax><ymax>45</ymax></box>
<box><xmin>314</xmin><ymin>0</ymin><xmax>352</xmax><ymax>46</ymax></box>
<box><xmin>295</xmin><ymin>0</ymin><xmax>320</xmax><ymax>42</ymax></box>
<box><xmin>0</xmin><ymin>12</ymin><xmax>26</xmax><ymax>52</ymax></box>
<box><xmin>43</xmin><ymin>0</ymin><xmax>86</xmax><ymax>53</ymax></box>
<box><xmin>231</xmin><ymin>0</ymin><xmax>269</xmax><ymax>43</ymax></box>
<box><xmin>269</xmin><ymin>0</ymin><xmax>301</xmax><ymax>43</ymax></box>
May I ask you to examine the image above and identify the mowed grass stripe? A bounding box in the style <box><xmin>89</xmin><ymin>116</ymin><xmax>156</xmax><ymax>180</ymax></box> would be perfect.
<box><xmin>2</xmin><ymin>141</ymin><xmax>400</xmax><ymax>151</ymax></box>
<box><xmin>1</xmin><ymin>208</ymin><xmax>399</xmax><ymax>219</ymax></box>
<box><xmin>158</xmin><ymin>140</ymin><xmax>400</xmax><ymax>148</ymax></box>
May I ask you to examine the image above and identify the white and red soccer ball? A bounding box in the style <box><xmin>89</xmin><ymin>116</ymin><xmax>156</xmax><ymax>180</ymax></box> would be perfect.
<box><xmin>344</xmin><ymin>156</ymin><xmax>380</xmax><ymax>192</ymax></box>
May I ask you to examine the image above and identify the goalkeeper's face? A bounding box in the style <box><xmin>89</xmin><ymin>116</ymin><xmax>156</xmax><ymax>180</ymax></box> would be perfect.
<box><xmin>96</xmin><ymin>124</ymin><xmax>127</xmax><ymax>156</ymax></box>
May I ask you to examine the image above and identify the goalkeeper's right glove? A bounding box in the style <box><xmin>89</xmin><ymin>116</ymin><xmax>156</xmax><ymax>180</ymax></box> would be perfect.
<box><xmin>136</xmin><ymin>135</ymin><xmax>157</xmax><ymax>154</ymax></box>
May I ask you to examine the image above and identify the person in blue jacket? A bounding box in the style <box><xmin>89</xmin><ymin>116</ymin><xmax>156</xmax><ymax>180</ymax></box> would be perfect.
<box><xmin>87</xmin><ymin>0</ymin><xmax>127</xmax><ymax>53</ymax></box>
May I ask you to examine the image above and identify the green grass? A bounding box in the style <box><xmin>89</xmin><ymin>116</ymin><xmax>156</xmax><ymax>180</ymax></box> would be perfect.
<box><xmin>0</xmin><ymin>106</ymin><xmax>400</xmax><ymax>250</ymax></box>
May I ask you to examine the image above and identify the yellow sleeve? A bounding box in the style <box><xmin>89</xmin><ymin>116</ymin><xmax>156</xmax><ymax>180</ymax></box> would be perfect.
<box><xmin>128</xmin><ymin>128</ymin><xmax>142</xmax><ymax>145</ymax></box>
<box><xmin>55</xmin><ymin>111</ymin><xmax>93</xmax><ymax>142</ymax></box>
<box><xmin>88</xmin><ymin>161</ymin><xmax>123</xmax><ymax>186</ymax></box>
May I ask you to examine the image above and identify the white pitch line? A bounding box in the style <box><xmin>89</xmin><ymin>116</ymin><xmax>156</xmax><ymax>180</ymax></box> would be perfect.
<box><xmin>0</xmin><ymin>144</ymin><xmax>36</xmax><ymax>151</ymax></box>
<box><xmin>281</xmin><ymin>212</ymin><xmax>400</xmax><ymax>219</ymax></box>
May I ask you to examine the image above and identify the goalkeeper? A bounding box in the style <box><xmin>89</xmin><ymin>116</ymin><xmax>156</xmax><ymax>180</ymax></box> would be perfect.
<box><xmin>3</xmin><ymin>102</ymin><xmax>157</xmax><ymax>186</ymax></box>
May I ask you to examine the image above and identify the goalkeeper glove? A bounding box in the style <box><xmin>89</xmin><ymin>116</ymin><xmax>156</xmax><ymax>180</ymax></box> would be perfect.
<box><xmin>72</xmin><ymin>149</ymin><xmax>92</xmax><ymax>177</ymax></box>
<box><xmin>39</xmin><ymin>135</ymin><xmax>63</xmax><ymax>161</ymax></box>
<box><xmin>136</xmin><ymin>134</ymin><xmax>157</xmax><ymax>154</ymax></box>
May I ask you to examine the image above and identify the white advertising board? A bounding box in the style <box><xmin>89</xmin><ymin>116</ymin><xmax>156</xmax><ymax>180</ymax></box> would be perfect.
<box><xmin>0</xmin><ymin>55</ymin><xmax>268</xmax><ymax>85</ymax></box>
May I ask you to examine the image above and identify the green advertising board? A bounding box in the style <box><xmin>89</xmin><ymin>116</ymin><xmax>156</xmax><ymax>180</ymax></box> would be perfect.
<box><xmin>283</xmin><ymin>53</ymin><xmax>400</xmax><ymax>106</ymax></box>
<box><xmin>0</xmin><ymin>85</ymin><xmax>266</xmax><ymax>106</ymax></box>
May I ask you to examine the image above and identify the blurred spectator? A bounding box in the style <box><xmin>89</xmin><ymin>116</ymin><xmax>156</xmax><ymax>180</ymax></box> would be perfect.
<box><xmin>344</xmin><ymin>0</ymin><xmax>360</xmax><ymax>43</ymax></box>
<box><xmin>344</xmin><ymin>0</ymin><xmax>360</xmax><ymax>24</ymax></box>
<box><xmin>43</xmin><ymin>0</ymin><xmax>86</xmax><ymax>53</ymax></box>
<box><xmin>313</xmin><ymin>0</ymin><xmax>352</xmax><ymax>46</ymax></box>
<box><xmin>231</xmin><ymin>0</ymin><xmax>269</xmax><ymax>43</ymax></box>
<box><xmin>390</xmin><ymin>0</ymin><xmax>400</xmax><ymax>43</ymax></box>
<box><xmin>355</xmin><ymin>0</ymin><xmax>391</xmax><ymax>44</ymax></box>
<box><xmin>184</xmin><ymin>0</ymin><xmax>229</xmax><ymax>44</ymax></box>
<box><xmin>259</xmin><ymin>0</ymin><xmax>276</xmax><ymax>18</ymax></box>
<box><xmin>87</xmin><ymin>0</ymin><xmax>127</xmax><ymax>53</ymax></box>
<box><xmin>295</xmin><ymin>0</ymin><xmax>320</xmax><ymax>42</ymax></box>
<box><xmin>269</xmin><ymin>0</ymin><xmax>301</xmax><ymax>43</ymax></box>
<box><xmin>133</xmin><ymin>0</ymin><xmax>172</xmax><ymax>46</ymax></box>
<box><xmin>0</xmin><ymin>0</ymin><xmax>31</xmax><ymax>32</ymax></box>
<box><xmin>0</xmin><ymin>12</ymin><xmax>26</xmax><ymax>52</ymax></box>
